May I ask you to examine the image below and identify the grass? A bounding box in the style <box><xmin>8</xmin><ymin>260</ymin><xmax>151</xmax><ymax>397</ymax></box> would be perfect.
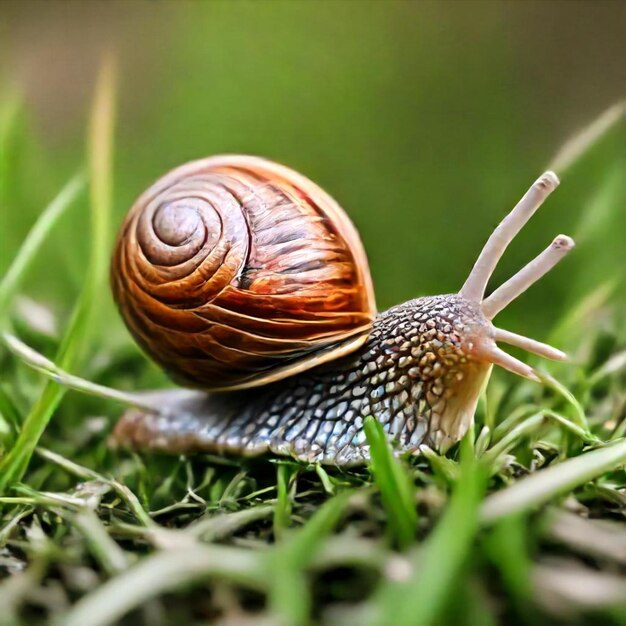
<box><xmin>0</xmin><ymin>57</ymin><xmax>115</xmax><ymax>493</ymax></box>
<box><xmin>0</xmin><ymin>67</ymin><xmax>625</xmax><ymax>626</ymax></box>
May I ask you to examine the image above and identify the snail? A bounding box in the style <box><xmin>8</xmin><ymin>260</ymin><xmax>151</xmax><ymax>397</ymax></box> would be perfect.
<box><xmin>111</xmin><ymin>155</ymin><xmax>573</xmax><ymax>466</ymax></box>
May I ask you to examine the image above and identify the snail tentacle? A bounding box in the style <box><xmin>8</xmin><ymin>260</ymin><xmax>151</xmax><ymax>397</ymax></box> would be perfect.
<box><xmin>482</xmin><ymin>235</ymin><xmax>575</xmax><ymax>319</ymax></box>
<box><xmin>493</xmin><ymin>328</ymin><xmax>567</xmax><ymax>362</ymax></box>
<box><xmin>459</xmin><ymin>171</ymin><xmax>560</xmax><ymax>303</ymax></box>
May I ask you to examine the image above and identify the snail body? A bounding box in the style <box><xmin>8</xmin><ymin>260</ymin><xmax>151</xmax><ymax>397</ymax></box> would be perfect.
<box><xmin>112</xmin><ymin>156</ymin><xmax>573</xmax><ymax>466</ymax></box>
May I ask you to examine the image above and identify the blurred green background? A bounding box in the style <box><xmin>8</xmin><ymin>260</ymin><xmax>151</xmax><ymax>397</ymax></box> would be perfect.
<box><xmin>1</xmin><ymin>0</ymin><xmax>625</xmax><ymax>351</ymax></box>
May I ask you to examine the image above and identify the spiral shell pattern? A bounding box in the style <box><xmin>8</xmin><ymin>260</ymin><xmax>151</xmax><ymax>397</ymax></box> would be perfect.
<box><xmin>111</xmin><ymin>155</ymin><xmax>376</xmax><ymax>390</ymax></box>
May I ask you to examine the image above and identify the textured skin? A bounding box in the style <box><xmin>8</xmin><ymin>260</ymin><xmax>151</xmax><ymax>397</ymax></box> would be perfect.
<box><xmin>113</xmin><ymin>294</ymin><xmax>493</xmax><ymax>466</ymax></box>
<box><xmin>111</xmin><ymin>155</ymin><xmax>375</xmax><ymax>391</ymax></box>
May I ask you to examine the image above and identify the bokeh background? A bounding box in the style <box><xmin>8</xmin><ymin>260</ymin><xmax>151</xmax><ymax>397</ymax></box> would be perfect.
<box><xmin>1</xmin><ymin>0</ymin><xmax>625</xmax><ymax>353</ymax></box>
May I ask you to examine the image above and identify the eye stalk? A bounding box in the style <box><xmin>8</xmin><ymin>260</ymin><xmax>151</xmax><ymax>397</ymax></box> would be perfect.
<box><xmin>458</xmin><ymin>171</ymin><xmax>574</xmax><ymax>382</ymax></box>
<box><xmin>481</xmin><ymin>234</ymin><xmax>575</xmax><ymax>320</ymax></box>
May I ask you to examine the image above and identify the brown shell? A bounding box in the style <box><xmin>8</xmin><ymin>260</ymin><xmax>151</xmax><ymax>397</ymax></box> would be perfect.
<box><xmin>111</xmin><ymin>155</ymin><xmax>376</xmax><ymax>390</ymax></box>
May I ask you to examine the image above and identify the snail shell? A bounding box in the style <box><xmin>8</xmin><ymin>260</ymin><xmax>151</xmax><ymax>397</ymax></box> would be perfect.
<box><xmin>111</xmin><ymin>155</ymin><xmax>376</xmax><ymax>391</ymax></box>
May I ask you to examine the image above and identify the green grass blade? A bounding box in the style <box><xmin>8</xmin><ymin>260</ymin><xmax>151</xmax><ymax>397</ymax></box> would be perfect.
<box><xmin>273</xmin><ymin>462</ymin><xmax>295</xmax><ymax>538</ymax></box>
<box><xmin>539</xmin><ymin>373</ymin><xmax>589</xmax><ymax>432</ymax></box>
<box><xmin>480</xmin><ymin>413</ymin><xmax>544</xmax><ymax>468</ymax></box>
<box><xmin>2</xmin><ymin>332</ymin><xmax>166</xmax><ymax>412</ymax></box>
<box><xmin>60</xmin><ymin>545</ymin><xmax>266</xmax><ymax>626</ymax></box>
<box><xmin>421</xmin><ymin>445</ymin><xmax>460</xmax><ymax>484</ymax></box>
<box><xmin>279</xmin><ymin>491</ymin><xmax>351</xmax><ymax>566</ymax></box>
<box><xmin>0</xmin><ymin>384</ymin><xmax>21</xmax><ymax>444</ymax></box>
<box><xmin>87</xmin><ymin>53</ymin><xmax>116</xmax><ymax>297</ymax></box>
<box><xmin>70</xmin><ymin>508</ymin><xmax>129</xmax><ymax>575</ymax></box>
<box><xmin>365</xmin><ymin>437</ymin><xmax>486</xmax><ymax>626</ymax></box>
<box><xmin>549</xmin><ymin>102</ymin><xmax>625</xmax><ymax>174</ymax></box>
<box><xmin>542</xmin><ymin>410</ymin><xmax>601</xmax><ymax>444</ymax></box>
<box><xmin>588</xmin><ymin>349</ymin><xmax>626</xmax><ymax>388</ymax></box>
<box><xmin>547</xmin><ymin>279</ymin><xmax>618</xmax><ymax>351</ymax></box>
<box><xmin>187</xmin><ymin>504</ymin><xmax>275</xmax><ymax>541</ymax></box>
<box><xmin>481</xmin><ymin>438</ymin><xmax>626</xmax><ymax>523</ymax></box>
<box><xmin>0</xmin><ymin>90</ymin><xmax>21</xmax><ymax>206</ymax></box>
<box><xmin>0</xmin><ymin>175</ymin><xmax>85</xmax><ymax>321</ymax></box>
<box><xmin>268</xmin><ymin>491</ymin><xmax>351</xmax><ymax>626</ymax></box>
<box><xmin>364</xmin><ymin>415</ymin><xmax>417</xmax><ymax>549</ymax></box>
<box><xmin>0</xmin><ymin>58</ymin><xmax>116</xmax><ymax>492</ymax></box>
<box><xmin>482</xmin><ymin>515</ymin><xmax>535</xmax><ymax>622</ymax></box>
<box><xmin>35</xmin><ymin>447</ymin><xmax>154</xmax><ymax>527</ymax></box>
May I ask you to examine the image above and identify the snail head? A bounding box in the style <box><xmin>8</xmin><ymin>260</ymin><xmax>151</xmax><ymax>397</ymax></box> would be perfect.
<box><xmin>413</xmin><ymin>172</ymin><xmax>573</xmax><ymax>447</ymax></box>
